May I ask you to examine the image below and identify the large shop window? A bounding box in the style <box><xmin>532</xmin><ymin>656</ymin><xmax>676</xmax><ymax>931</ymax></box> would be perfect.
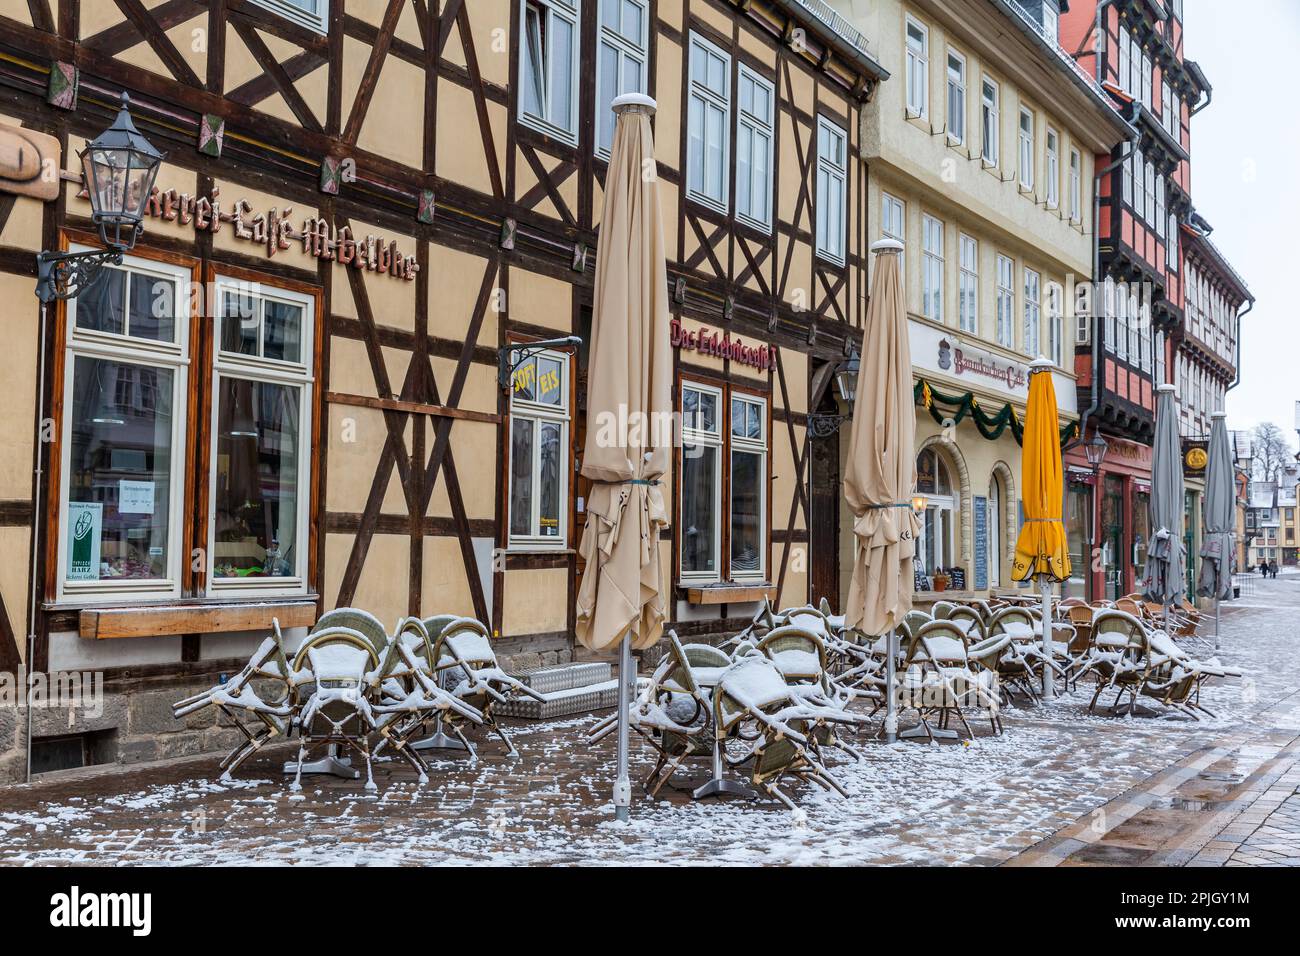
<box><xmin>210</xmin><ymin>279</ymin><xmax>314</xmax><ymax>594</ymax></box>
<box><xmin>58</xmin><ymin>253</ymin><xmax>317</xmax><ymax>601</ymax></box>
<box><xmin>680</xmin><ymin>382</ymin><xmax>767</xmax><ymax>583</ymax></box>
<box><xmin>915</xmin><ymin>448</ymin><xmax>956</xmax><ymax>576</ymax></box>
<box><xmin>520</xmin><ymin>0</ymin><xmax>581</xmax><ymax>145</ymax></box>
<box><xmin>508</xmin><ymin>349</ymin><xmax>570</xmax><ymax>548</ymax></box>
<box><xmin>595</xmin><ymin>0</ymin><xmax>648</xmax><ymax>157</ymax></box>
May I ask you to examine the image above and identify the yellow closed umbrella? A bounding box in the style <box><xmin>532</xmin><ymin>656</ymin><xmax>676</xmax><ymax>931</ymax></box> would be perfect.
<box><xmin>1011</xmin><ymin>357</ymin><xmax>1070</xmax><ymax>699</ymax></box>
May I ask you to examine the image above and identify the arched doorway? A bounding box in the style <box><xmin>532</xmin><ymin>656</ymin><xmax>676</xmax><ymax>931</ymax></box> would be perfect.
<box><xmin>916</xmin><ymin>447</ymin><xmax>956</xmax><ymax>576</ymax></box>
<box><xmin>988</xmin><ymin>473</ymin><xmax>1003</xmax><ymax>588</ymax></box>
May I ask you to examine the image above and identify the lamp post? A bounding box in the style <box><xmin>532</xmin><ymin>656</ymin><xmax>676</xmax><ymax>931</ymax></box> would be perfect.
<box><xmin>26</xmin><ymin>92</ymin><xmax>164</xmax><ymax>783</ymax></box>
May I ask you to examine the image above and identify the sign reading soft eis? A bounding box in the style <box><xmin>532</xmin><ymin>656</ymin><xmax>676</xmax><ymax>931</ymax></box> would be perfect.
<box><xmin>670</xmin><ymin>319</ymin><xmax>774</xmax><ymax>371</ymax></box>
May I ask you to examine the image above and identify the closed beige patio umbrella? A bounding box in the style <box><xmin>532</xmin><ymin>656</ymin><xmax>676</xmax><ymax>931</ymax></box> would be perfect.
<box><xmin>843</xmin><ymin>238</ymin><xmax>919</xmax><ymax>743</ymax></box>
<box><xmin>574</xmin><ymin>93</ymin><xmax>672</xmax><ymax>821</ymax></box>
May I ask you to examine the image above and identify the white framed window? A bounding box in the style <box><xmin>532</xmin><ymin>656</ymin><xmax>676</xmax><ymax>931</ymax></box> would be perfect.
<box><xmin>1155</xmin><ymin>329</ymin><xmax>1167</xmax><ymax>385</ymax></box>
<box><xmin>736</xmin><ymin>65</ymin><xmax>775</xmax><ymax>230</ymax></box>
<box><xmin>508</xmin><ymin>347</ymin><xmax>570</xmax><ymax>547</ymax></box>
<box><xmin>1069</xmin><ymin>148</ymin><xmax>1082</xmax><ymax>221</ymax></box>
<box><xmin>1128</xmin><ymin>288</ymin><xmax>1141</xmax><ymax>360</ymax></box>
<box><xmin>996</xmin><ymin>253</ymin><xmax>1015</xmax><ymax>348</ymax></box>
<box><xmin>1023</xmin><ymin>267</ymin><xmax>1041</xmax><ymax>357</ymax></box>
<box><xmin>916</xmin><ymin>448</ymin><xmax>956</xmax><ymax>575</ymax></box>
<box><xmin>1168</xmin><ymin>212</ymin><xmax>1179</xmax><ymax>269</ymax></box>
<box><xmin>1047</xmin><ymin>282</ymin><xmax>1064</xmax><ymax>366</ymax></box>
<box><xmin>980</xmin><ymin>76</ymin><xmax>999</xmax><ymax>166</ymax></box>
<box><xmin>1018</xmin><ymin>107</ymin><xmax>1034</xmax><ymax>190</ymax></box>
<box><xmin>1115</xmin><ymin>285</ymin><xmax>1128</xmax><ymax>361</ymax></box>
<box><xmin>729</xmin><ymin>393</ymin><xmax>767</xmax><ymax>582</ymax></box>
<box><xmin>520</xmin><ymin>0</ymin><xmax>581</xmax><ymax>145</ymax></box>
<box><xmin>58</xmin><ymin>253</ymin><xmax>191</xmax><ymax>601</ymax></box>
<box><xmin>595</xmin><ymin>0</ymin><xmax>649</xmax><ymax>157</ymax></box>
<box><xmin>1118</xmin><ymin>29</ymin><xmax>1131</xmax><ymax>94</ymax></box>
<box><xmin>905</xmin><ymin>16</ymin><xmax>928</xmax><ymax>119</ymax></box>
<box><xmin>881</xmin><ymin>191</ymin><xmax>905</xmax><ymax>286</ymax></box>
<box><xmin>1103</xmin><ymin>277</ymin><xmax>1116</xmax><ymax>353</ymax></box>
<box><xmin>815</xmin><ymin>115</ymin><xmax>847</xmax><ymax>264</ymax></box>
<box><xmin>1142</xmin><ymin>53</ymin><xmax>1152</xmax><ymax>108</ymax></box>
<box><xmin>946</xmin><ymin>50</ymin><xmax>966</xmax><ymax>145</ymax></box>
<box><xmin>1155</xmin><ymin>175</ymin><xmax>1165</xmax><ymax>238</ymax></box>
<box><xmin>1123</xmin><ymin>150</ymin><xmax>1134</xmax><ymax>208</ymax></box>
<box><xmin>680</xmin><ymin>381</ymin><xmax>723</xmax><ymax>580</ymax></box>
<box><xmin>958</xmin><ymin>233</ymin><xmax>978</xmax><ymax>333</ymax></box>
<box><xmin>1045</xmin><ymin>127</ymin><xmax>1059</xmax><ymax>208</ymax></box>
<box><xmin>686</xmin><ymin>33</ymin><xmax>731</xmax><ymax>212</ymax></box>
<box><xmin>210</xmin><ymin>279</ymin><xmax>315</xmax><ymax>595</ymax></box>
<box><xmin>248</xmin><ymin>0</ymin><xmax>328</xmax><ymax>33</ymax></box>
<box><xmin>1144</xmin><ymin>159</ymin><xmax>1156</xmax><ymax>227</ymax></box>
<box><xmin>922</xmin><ymin>213</ymin><xmax>944</xmax><ymax>322</ymax></box>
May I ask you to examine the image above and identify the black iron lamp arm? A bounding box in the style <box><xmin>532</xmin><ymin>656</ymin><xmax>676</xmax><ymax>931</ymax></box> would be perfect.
<box><xmin>35</xmin><ymin>245</ymin><xmax>128</xmax><ymax>304</ymax></box>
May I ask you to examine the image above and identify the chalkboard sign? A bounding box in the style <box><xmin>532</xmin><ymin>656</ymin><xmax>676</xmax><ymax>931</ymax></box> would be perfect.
<box><xmin>915</xmin><ymin>568</ymin><xmax>930</xmax><ymax>592</ymax></box>
<box><xmin>948</xmin><ymin>566</ymin><xmax>967</xmax><ymax>590</ymax></box>
<box><xmin>973</xmin><ymin>495</ymin><xmax>988</xmax><ymax>591</ymax></box>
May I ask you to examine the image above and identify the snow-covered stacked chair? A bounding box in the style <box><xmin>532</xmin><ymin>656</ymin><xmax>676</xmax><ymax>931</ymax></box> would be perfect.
<box><xmin>1139</xmin><ymin>629</ymin><xmax>1242</xmax><ymax>720</ymax></box>
<box><xmin>897</xmin><ymin>620</ymin><xmax>1008</xmax><ymax>740</ymax></box>
<box><xmin>172</xmin><ymin>619</ymin><xmax>298</xmax><ymax>778</ymax></box>
<box><xmin>1080</xmin><ymin>610</ymin><xmax>1149</xmax><ymax>715</ymax></box>
<box><xmin>988</xmin><ymin>607</ymin><xmax>1061</xmax><ymax>702</ymax></box>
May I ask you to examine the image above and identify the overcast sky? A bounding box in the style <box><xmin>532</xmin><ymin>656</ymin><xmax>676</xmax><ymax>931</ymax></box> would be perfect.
<box><xmin>1186</xmin><ymin>0</ymin><xmax>1300</xmax><ymax>450</ymax></box>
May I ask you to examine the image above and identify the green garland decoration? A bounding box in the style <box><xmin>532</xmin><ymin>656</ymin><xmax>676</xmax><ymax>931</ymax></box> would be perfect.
<box><xmin>913</xmin><ymin>379</ymin><xmax>1078</xmax><ymax>447</ymax></box>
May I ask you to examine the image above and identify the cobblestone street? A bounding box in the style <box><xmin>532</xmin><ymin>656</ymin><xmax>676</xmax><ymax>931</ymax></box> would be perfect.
<box><xmin>0</xmin><ymin>576</ymin><xmax>1297</xmax><ymax>866</ymax></box>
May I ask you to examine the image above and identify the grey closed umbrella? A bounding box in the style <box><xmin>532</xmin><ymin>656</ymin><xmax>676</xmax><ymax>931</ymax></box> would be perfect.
<box><xmin>1198</xmin><ymin>410</ymin><xmax>1234</xmax><ymax>647</ymax></box>
<box><xmin>1142</xmin><ymin>384</ymin><xmax>1186</xmax><ymax>614</ymax></box>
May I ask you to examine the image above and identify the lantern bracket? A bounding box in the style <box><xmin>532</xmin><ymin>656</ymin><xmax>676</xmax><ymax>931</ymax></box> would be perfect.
<box><xmin>35</xmin><ymin>245</ymin><xmax>127</xmax><ymax>303</ymax></box>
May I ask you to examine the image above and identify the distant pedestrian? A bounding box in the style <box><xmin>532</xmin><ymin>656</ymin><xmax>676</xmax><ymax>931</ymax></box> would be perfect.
<box><xmin>1270</xmin><ymin>559</ymin><xmax>1279</xmax><ymax>579</ymax></box>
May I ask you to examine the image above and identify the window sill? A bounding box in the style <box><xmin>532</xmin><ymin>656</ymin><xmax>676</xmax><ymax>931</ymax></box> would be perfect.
<box><xmin>681</xmin><ymin>582</ymin><xmax>776</xmax><ymax>605</ymax></box>
<box><xmin>76</xmin><ymin>597</ymin><xmax>319</xmax><ymax>640</ymax></box>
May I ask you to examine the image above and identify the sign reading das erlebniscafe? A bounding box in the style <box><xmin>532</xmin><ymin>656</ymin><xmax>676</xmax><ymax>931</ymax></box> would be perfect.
<box><xmin>670</xmin><ymin>318</ymin><xmax>774</xmax><ymax>371</ymax></box>
<box><xmin>78</xmin><ymin>184</ymin><xmax>420</xmax><ymax>280</ymax></box>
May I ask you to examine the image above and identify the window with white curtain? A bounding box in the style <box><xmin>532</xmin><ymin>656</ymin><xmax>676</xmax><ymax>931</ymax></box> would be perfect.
<box><xmin>1023</xmin><ymin>267</ymin><xmax>1041</xmax><ymax>357</ymax></box>
<box><xmin>1069</xmin><ymin>148</ymin><xmax>1081</xmax><ymax>221</ymax></box>
<box><xmin>595</xmin><ymin>0</ymin><xmax>648</xmax><ymax>157</ymax></box>
<box><xmin>1045</xmin><ymin>127</ymin><xmax>1059</xmax><ymax>208</ymax></box>
<box><xmin>922</xmin><ymin>214</ymin><xmax>944</xmax><ymax>322</ymax></box>
<box><xmin>946</xmin><ymin>50</ymin><xmax>966</xmax><ymax>145</ymax></box>
<box><xmin>1018</xmin><ymin>108</ymin><xmax>1034</xmax><ymax>190</ymax></box>
<box><xmin>736</xmin><ymin>65</ymin><xmax>775</xmax><ymax>230</ymax></box>
<box><xmin>520</xmin><ymin>0</ymin><xmax>581</xmax><ymax>144</ymax></box>
<box><xmin>996</xmin><ymin>254</ymin><xmax>1015</xmax><ymax>348</ymax></box>
<box><xmin>686</xmin><ymin>33</ymin><xmax>731</xmax><ymax>212</ymax></box>
<box><xmin>906</xmin><ymin>17</ymin><xmax>928</xmax><ymax>118</ymax></box>
<box><xmin>815</xmin><ymin>116</ymin><xmax>847</xmax><ymax>264</ymax></box>
<box><xmin>959</xmin><ymin>233</ymin><xmax>978</xmax><ymax>333</ymax></box>
<box><xmin>981</xmin><ymin>76</ymin><xmax>999</xmax><ymax>165</ymax></box>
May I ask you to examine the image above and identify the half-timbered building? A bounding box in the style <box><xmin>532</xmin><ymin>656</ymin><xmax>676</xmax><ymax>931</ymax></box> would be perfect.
<box><xmin>0</xmin><ymin>0</ymin><xmax>887</xmax><ymax>776</ymax></box>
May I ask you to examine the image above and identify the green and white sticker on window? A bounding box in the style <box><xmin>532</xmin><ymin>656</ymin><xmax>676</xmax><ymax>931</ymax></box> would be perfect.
<box><xmin>68</xmin><ymin>501</ymin><xmax>103</xmax><ymax>581</ymax></box>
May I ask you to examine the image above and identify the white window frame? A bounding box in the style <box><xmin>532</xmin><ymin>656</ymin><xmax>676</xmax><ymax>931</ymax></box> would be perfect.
<box><xmin>1168</xmin><ymin>212</ymin><xmax>1179</xmax><ymax>270</ymax></box>
<box><xmin>1046</xmin><ymin>281</ymin><xmax>1064</xmax><ymax>366</ymax></box>
<box><xmin>1023</xmin><ymin>267</ymin><xmax>1041</xmax><ymax>357</ymax></box>
<box><xmin>686</xmin><ymin>32</ymin><xmax>732</xmax><ymax>213</ymax></box>
<box><xmin>1045</xmin><ymin>127</ymin><xmax>1059</xmax><ymax>209</ymax></box>
<box><xmin>881</xmin><ymin>191</ymin><xmax>905</xmax><ymax>286</ymax></box>
<box><xmin>1069</xmin><ymin>147</ymin><xmax>1082</xmax><ymax>222</ymax></box>
<box><xmin>1018</xmin><ymin>107</ymin><xmax>1034</xmax><ymax>191</ymax></box>
<box><xmin>728</xmin><ymin>393</ymin><xmax>768</xmax><ymax>582</ymax></box>
<box><xmin>248</xmin><ymin>0</ymin><xmax>328</xmax><ymax>34</ymax></box>
<box><xmin>815</xmin><ymin>115</ymin><xmax>847</xmax><ymax>265</ymax></box>
<box><xmin>905</xmin><ymin>16</ymin><xmax>929</xmax><ymax>119</ymax></box>
<box><xmin>680</xmin><ymin>380</ymin><xmax>724</xmax><ymax>583</ymax></box>
<box><xmin>1115</xmin><ymin>285</ymin><xmax>1129</xmax><ymax>361</ymax></box>
<box><xmin>519</xmin><ymin>0</ymin><xmax>582</xmax><ymax>145</ymax></box>
<box><xmin>594</xmin><ymin>0</ymin><xmax>649</xmax><ymax>158</ymax></box>
<box><xmin>57</xmin><ymin>251</ymin><xmax>191</xmax><ymax>603</ymax></box>
<box><xmin>958</xmin><ymin>233</ymin><xmax>978</xmax><ymax>333</ymax></box>
<box><xmin>735</xmin><ymin>64</ymin><xmax>775</xmax><ymax>231</ymax></box>
<box><xmin>946</xmin><ymin>49</ymin><xmax>966</xmax><ymax>145</ymax></box>
<box><xmin>996</xmin><ymin>253</ymin><xmax>1015</xmax><ymax>348</ymax></box>
<box><xmin>921</xmin><ymin>213</ymin><xmax>944</xmax><ymax>322</ymax></box>
<box><xmin>208</xmin><ymin>277</ymin><xmax>315</xmax><ymax>597</ymax></box>
<box><xmin>980</xmin><ymin>76</ymin><xmax>999</xmax><ymax>166</ymax></box>
<box><xmin>507</xmin><ymin>348</ymin><xmax>571</xmax><ymax>549</ymax></box>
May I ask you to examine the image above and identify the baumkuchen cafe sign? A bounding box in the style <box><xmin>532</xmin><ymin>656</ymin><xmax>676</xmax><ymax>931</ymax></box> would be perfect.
<box><xmin>670</xmin><ymin>318</ymin><xmax>775</xmax><ymax>371</ymax></box>
<box><xmin>78</xmin><ymin>183</ymin><xmax>419</xmax><ymax>280</ymax></box>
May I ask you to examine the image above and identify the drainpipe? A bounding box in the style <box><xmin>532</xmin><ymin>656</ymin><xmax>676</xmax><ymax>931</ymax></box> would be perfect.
<box><xmin>1227</xmin><ymin>297</ymin><xmax>1254</xmax><ymax>393</ymax></box>
<box><xmin>24</xmin><ymin>299</ymin><xmax>50</xmax><ymax>784</ymax></box>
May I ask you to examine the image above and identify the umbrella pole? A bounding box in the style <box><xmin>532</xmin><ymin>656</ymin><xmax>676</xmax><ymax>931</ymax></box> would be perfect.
<box><xmin>613</xmin><ymin>635</ymin><xmax>633</xmax><ymax>822</ymax></box>
<box><xmin>884</xmin><ymin>628</ymin><xmax>898</xmax><ymax>744</ymax></box>
<box><xmin>1039</xmin><ymin>575</ymin><xmax>1054</xmax><ymax>700</ymax></box>
<box><xmin>1215</xmin><ymin>595</ymin><xmax>1221</xmax><ymax>650</ymax></box>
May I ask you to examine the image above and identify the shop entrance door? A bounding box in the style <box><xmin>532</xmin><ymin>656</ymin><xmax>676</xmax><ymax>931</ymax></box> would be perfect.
<box><xmin>809</xmin><ymin>388</ymin><xmax>840</xmax><ymax>610</ymax></box>
<box><xmin>1102</xmin><ymin>475</ymin><xmax>1125</xmax><ymax>600</ymax></box>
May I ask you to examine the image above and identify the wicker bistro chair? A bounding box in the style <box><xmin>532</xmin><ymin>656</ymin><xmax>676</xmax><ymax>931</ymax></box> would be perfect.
<box><xmin>1139</xmin><ymin>630</ymin><xmax>1242</xmax><ymax>720</ymax></box>
<box><xmin>425</xmin><ymin>616</ymin><xmax>544</xmax><ymax>757</ymax></box>
<box><xmin>287</xmin><ymin>626</ymin><xmax>383</xmax><ymax>790</ymax></box>
<box><xmin>1080</xmin><ymin>610</ymin><xmax>1150</xmax><ymax>715</ymax></box>
<box><xmin>755</xmin><ymin>625</ymin><xmax>864</xmax><ymax>761</ymax></box>
<box><xmin>946</xmin><ymin>605</ymin><xmax>986</xmax><ymax>640</ymax></box>
<box><xmin>711</xmin><ymin>656</ymin><xmax>860</xmax><ymax>810</ymax></box>
<box><xmin>897</xmin><ymin>621</ymin><xmax>1009</xmax><ymax>740</ymax></box>
<box><xmin>172</xmin><ymin>620</ymin><xmax>297</xmax><ymax>778</ymax></box>
<box><xmin>313</xmin><ymin>607</ymin><xmax>390</xmax><ymax>657</ymax></box>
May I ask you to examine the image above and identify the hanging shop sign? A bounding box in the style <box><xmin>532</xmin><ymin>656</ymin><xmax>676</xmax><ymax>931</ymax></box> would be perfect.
<box><xmin>76</xmin><ymin>184</ymin><xmax>419</xmax><ymax>279</ymax></box>
<box><xmin>1182</xmin><ymin>438</ymin><xmax>1209</xmax><ymax>478</ymax></box>
<box><xmin>669</xmin><ymin>319</ymin><xmax>774</xmax><ymax>371</ymax></box>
